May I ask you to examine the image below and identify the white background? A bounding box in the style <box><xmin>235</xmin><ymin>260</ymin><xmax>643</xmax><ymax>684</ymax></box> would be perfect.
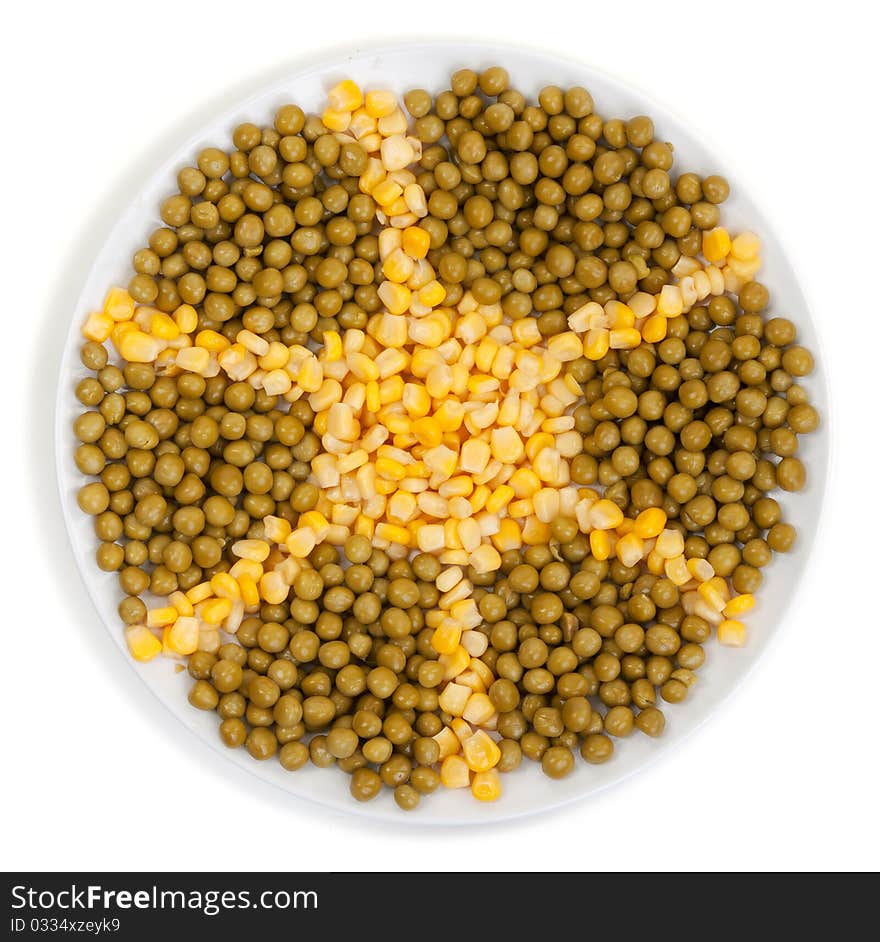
<box><xmin>3</xmin><ymin>0</ymin><xmax>877</xmax><ymax>872</ymax></box>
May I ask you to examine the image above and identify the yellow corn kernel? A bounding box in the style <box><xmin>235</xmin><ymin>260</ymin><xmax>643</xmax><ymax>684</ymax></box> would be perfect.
<box><xmin>698</xmin><ymin>579</ymin><xmax>728</xmax><ymax>612</ymax></box>
<box><xmin>364</xmin><ymin>88</ymin><xmax>397</xmax><ymax>118</ymax></box>
<box><xmin>440</xmin><ymin>754</ymin><xmax>472</xmax><ymax>789</ymax></box>
<box><xmin>81</xmin><ymin>311</ymin><xmax>114</xmax><ymax>343</ymax></box>
<box><xmin>408</xmin><ymin>416</ymin><xmax>440</xmax><ymax>448</ymax></box>
<box><xmin>110</xmin><ymin>318</ymin><xmax>137</xmax><ymax>345</ymax></box>
<box><xmin>433</xmin><ymin>726</ymin><xmax>461</xmax><ymax>760</ymax></box>
<box><xmin>321</xmin><ymin>330</ymin><xmax>342</xmax><ymax>363</ymax></box>
<box><xmin>149</xmin><ymin>311</ymin><xmax>179</xmax><ymax>340</ymax></box>
<box><xmin>584</xmin><ymin>328</ymin><xmax>610</xmax><ymax>360</ymax></box>
<box><xmin>439</xmin><ymin>645</ymin><xmax>471</xmax><ymax>681</ymax></box>
<box><xmin>461</xmin><ymin>727</ymin><xmax>500</xmax><ymax>774</ymax></box>
<box><xmin>423</xmin><ymin>444</ymin><xmax>459</xmax><ymax>480</ymax></box>
<box><xmin>327</xmin><ymin>79</ymin><xmax>363</xmax><ymax>112</ymax></box>
<box><xmin>641</xmin><ymin>314</ymin><xmax>667</xmax><ymax>344</ymax></box>
<box><xmin>169</xmin><ymin>303</ymin><xmax>196</xmax><ymax>334</ymax></box>
<box><xmin>236</xmin><ymin>574</ymin><xmax>259</xmax><ymax>611</ymax></box>
<box><xmin>382</xmin><ymin>247</ymin><xmax>415</xmax><ymax>284</ymax></box>
<box><xmin>491</xmin><ymin>518</ymin><xmax>522</xmax><ymax>552</ymax></box>
<box><xmin>373</xmin><ymin>456</ymin><xmax>405</xmax><ymax>482</ymax></box>
<box><xmin>657</xmin><ymin>284</ymin><xmax>684</xmax><ymax>318</ymax></box>
<box><xmin>168</xmin><ymin>591</ymin><xmax>193</xmax><ymax>617</ymax></box>
<box><xmin>449</xmin><ymin>718</ymin><xmax>474</xmax><ymax>746</ymax></box>
<box><xmin>416</xmin><ymin>523</ymin><xmax>445</xmax><ymax>553</ymax></box>
<box><xmin>380</xmin><ymin>134</ymin><xmax>415</xmax><ymax>172</ymax></box>
<box><xmin>522</xmin><ymin>516</ymin><xmax>551</xmax><ymax>545</ymax></box>
<box><xmin>417</xmin><ymin>280</ymin><xmax>446</xmax><ymax>308</ymax></box>
<box><xmin>609</xmin><ymin>327</ymin><xmax>642</xmax><ymax>349</ymax></box>
<box><xmin>296</xmin><ymin>355</ymin><xmax>323</xmax><ymax>392</ymax></box>
<box><xmin>634</xmin><ymin>507</ymin><xmax>668</xmax><ymax>539</ymax></box>
<box><xmin>209</xmin><ymin>572</ymin><xmax>240</xmax><ymax>601</ymax></box>
<box><xmin>507</xmin><ymin>468</ymin><xmax>538</xmax><ymax>499</ymax></box>
<box><xmin>400</xmin><ymin>383</ymin><xmax>429</xmax><ymax>419</ymax></box>
<box><xmin>354</xmin><ymin>515</ymin><xmax>375</xmax><ymax>539</ymax></box>
<box><xmin>322</xmin><ymin>107</ymin><xmax>351</xmax><ymax>131</ymax></box>
<box><xmin>376</xmin><ymin>108</ymin><xmax>407</xmax><ymax>137</ymax></box>
<box><xmin>165</xmin><ymin>616</ymin><xmax>199</xmax><ymax>655</ymax></box>
<box><xmin>263</xmin><ymin>368</ymin><xmax>292</xmax><ymax>396</ymax></box>
<box><xmin>102</xmin><ymin>287</ymin><xmax>135</xmax><ymax>322</ymax></box>
<box><xmin>508</xmin><ymin>499</ymin><xmax>532</xmax><ymax>519</ymax></box>
<box><xmin>433</xmin><ymin>401</ymin><xmax>464</xmax><ymax>433</ymax></box>
<box><xmin>375</xmin><ymin>522</ymin><xmax>410</xmax><ymax>546</ymax></box>
<box><xmin>286</xmin><ymin>527</ymin><xmax>317</xmax><ymax>558</ymax></box>
<box><xmin>605</xmin><ymin>300</ymin><xmax>635</xmax><ymax>330</ymax></box>
<box><xmin>646</xmin><ymin>548</ymin><xmax>666</xmax><ymax>575</ymax></box>
<box><xmin>590</xmin><ymin>499</ymin><xmax>625</xmax><ymax>530</ymax></box>
<box><xmin>664</xmin><ymin>555</ymin><xmax>691</xmax><ymax>587</ymax></box>
<box><xmin>471</xmin><ymin>768</ymin><xmax>501</xmax><ymax>801</ymax></box>
<box><xmin>462</xmin><ymin>693</ymin><xmax>496</xmax><ymax>729</ymax></box>
<box><xmin>299</xmin><ymin>511</ymin><xmax>330</xmax><ymax>540</ymax></box>
<box><xmin>236</xmin><ymin>329</ymin><xmax>269</xmax><ymax>357</ymax></box>
<box><xmin>119</xmin><ymin>330</ymin><xmax>163</xmax><ymax>363</ymax></box>
<box><xmin>616</xmin><ymin>532</ymin><xmax>645</xmax><ymax>568</ymax></box>
<box><xmin>146</xmin><ymin>606</ymin><xmax>178</xmax><ymax>629</ymax></box>
<box><xmin>485</xmin><ymin>484</ymin><xmax>514</xmax><ymax>514</ymax></box>
<box><xmin>724</xmin><ymin>593</ymin><xmax>755</xmax><ymax>618</ymax></box>
<box><xmin>655</xmin><ymin>528</ymin><xmax>685</xmax><ymax>559</ymax></box>
<box><xmin>376</xmin><ymin>281</ymin><xmax>411</xmax><ymax>315</ymax></box>
<box><xmin>687</xmin><ymin>557</ymin><xmax>716</xmax><ymax>583</ymax></box>
<box><xmin>730</xmin><ymin>231</ymin><xmax>761</xmax><ymax>261</ymax></box>
<box><xmin>590</xmin><ymin>529</ymin><xmax>612</xmax><ymax>561</ymax></box>
<box><xmin>718</xmin><ymin>619</ymin><xmax>747</xmax><ymax>647</ymax></box>
<box><xmin>262</xmin><ymin>515</ymin><xmax>292</xmax><ymax>544</ymax></box>
<box><xmin>468</xmin><ymin>543</ymin><xmax>501</xmax><ymax>575</ymax></box>
<box><xmin>185</xmin><ymin>581</ymin><xmax>213</xmax><ymax>605</ymax></box>
<box><xmin>201</xmin><ymin>597</ymin><xmax>233</xmax><ymax>625</ymax></box>
<box><xmin>257</xmin><ymin>570</ymin><xmax>287</xmax><ymax>606</ymax></box>
<box><xmin>432</xmin><ymin>620</ymin><xmax>463</xmax><ymax>655</ymax></box>
<box><xmin>125</xmin><ymin>625</ymin><xmax>162</xmax><ymax>662</ymax></box>
<box><xmin>457</xmin><ymin>438</ymin><xmax>489</xmax><ymax>475</ymax></box>
<box><xmin>703</xmin><ymin>227</ymin><xmax>732</xmax><ymax>263</ymax></box>
<box><xmin>401</xmin><ymin>225</ymin><xmax>431</xmax><ymax>260</ymax></box>
<box><xmin>232</xmin><ymin>539</ymin><xmax>270</xmax><ymax>562</ymax></box>
<box><xmin>372</xmin><ymin>177</ymin><xmax>404</xmax><ymax>208</ymax></box>
<box><xmin>617</xmin><ymin>517</ymin><xmax>635</xmax><ymax>536</ymax></box>
<box><xmin>174</xmin><ymin>347</ymin><xmax>211</xmax><ymax>374</ymax></box>
<box><xmin>194</xmin><ymin>329</ymin><xmax>229</xmax><ymax>353</ymax></box>
<box><xmin>387</xmin><ymin>489</ymin><xmax>418</xmax><ymax>523</ymax></box>
<box><xmin>403</xmin><ymin>182</ymin><xmax>428</xmax><ymax>217</ymax></box>
<box><xmin>438</xmin><ymin>681</ymin><xmax>471</xmax><ymax>717</ymax></box>
<box><xmin>485</xmin><ymin>426</ymin><xmax>522</xmax><ymax>465</ymax></box>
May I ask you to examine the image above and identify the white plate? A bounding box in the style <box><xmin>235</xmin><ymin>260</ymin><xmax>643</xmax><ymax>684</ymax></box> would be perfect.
<box><xmin>55</xmin><ymin>40</ymin><xmax>830</xmax><ymax>824</ymax></box>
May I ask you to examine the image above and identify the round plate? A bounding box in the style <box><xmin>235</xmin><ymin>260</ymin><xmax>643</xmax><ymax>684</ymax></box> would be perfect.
<box><xmin>55</xmin><ymin>40</ymin><xmax>829</xmax><ymax>824</ymax></box>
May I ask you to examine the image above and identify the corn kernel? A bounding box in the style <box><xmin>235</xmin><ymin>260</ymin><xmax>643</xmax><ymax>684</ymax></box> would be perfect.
<box><xmin>82</xmin><ymin>311</ymin><xmax>115</xmax><ymax>342</ymax></box>
<box><xmin>438</xmin><ymin>681</ymin><xmax>471</xmax><ymax>716</ymax></box>
<box><xmin>590</xmin><ymin>529</ymin><xmax>612</xmax><ymax>561</ymax></box>
<box><xmin>718</xmin><ymin>619</ymin><xmax>747</xmax><ymax>647</ymax></box>
<box><xmin>166</xmin><ymin>616</ymin><xmax>200</xmax><ymax>655</ymax></box>
<box><xmin>200</xmin><ymin>597</ymin><xmax>233</xmax><ymax>625</ymax></box>
<box><xmin>232</xmin><ymin>539</ymin><xmax>270</xmax><ymax>562</ymax></box>
<box><xmin>641</xmin><ymin>314</ymin><xmax>668</xmax><ymax>344</ymax></box>
<box><xmin>724</xmin><ymin>593</ymin><xmax>755</xmax><ymax>618</ymax></box>
<box><xmin>471</xmin><ymin>769</ymin><xmax>501</xmax><ymax>801</ymax></box>
<box><xmin>634</xmin><ymin>507</ymin><xmax>668</xmax><ymax>539</ymax></box>
<box><xmin>125</xmin><ymin>625</ymin><xmax>162</xmax><ymax>662</ymax></box>
<box><xmin>432</xmin><ymin>620</ymin><xmax>463</xmax><ymax>655</ymax></box>
<box><xmin>327</xmin><ymin>79</ymin><xmax>363</xmax><ymax>112</ymax></box>
<box><xmin>440</xmin><ymin>754</ymin><xmax>472</xmax><ymax>789</ymax></box>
